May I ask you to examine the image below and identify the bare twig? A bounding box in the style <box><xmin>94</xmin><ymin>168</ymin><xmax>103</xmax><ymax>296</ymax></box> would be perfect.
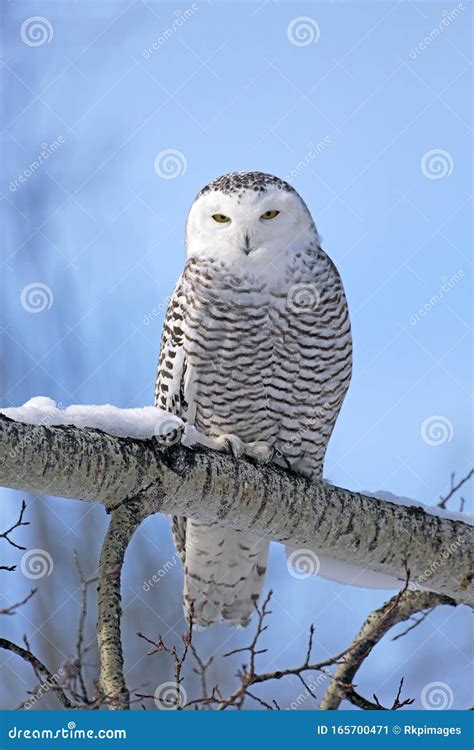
<box><xmin>0</xmin><ymin>499</ymin><xmax>29</xmax><ymax>550</ymax></box>
<box><xmin>217</xmin><ymin>593</ymin><xmax>347</xmax><ymax>710</ymax></box>
<box><xmin>11</xmin><ymin>556</ymin><xmax>105</xmax><ymax>710</ymax></box>
<box><xmin>0</xmin><ymin>637</ymin><xmax>75</xmax><ymax>709</ymax></box>
<box><xmin>71</xmin><ymin>551</ymin><xmax>98</xmax><ymax>703</ymax></box>
<box><xmin>346</xmin><ymin>677</ymin><xmax>415</xmax><ymax>711</ymax></box>
<box><xmin>0</xmin><ymin>587</ymin><xmax>37</xmax><ymax>616</ymax></box>
<box><xmin>190</xmin><ymin>643</ymin><xmax>214</xmax><ymax>706</ymax></box>
<box><xmin>438</xmin><ymin>469</ymin><xmax>473</xmax><ymax>509</ymax></box>
<box><xmin>0</xmin><ymin>500</ymin><xmax>29</xmax><ymax>571</ymax></box>
<box><xmin>320</xmin><ymin>589</ymin><xmax>456</xmax><ymax>710</ymax></box>
<box><xmin>391</xmin><ymin>607</ymin><xmax>436</xmax><ymax>641</ymax></box>
<box><xmin>136</xmin><ymin>593</ymin><xmax>346</xmax><ymax>711</ymax></box>
<box><xmin>390</xmin><ymin>677</ymin><xmax>415</xmax><ymax>710</ymax></box>
<box><xmin>137</xmin><ymin>605</ymin><xmax>195</xmax><ymax>710</ymax></box>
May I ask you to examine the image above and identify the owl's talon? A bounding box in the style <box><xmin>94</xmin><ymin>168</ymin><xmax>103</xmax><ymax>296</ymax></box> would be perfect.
<box><xmin>248</xmin><ymin>441</ymin><xmax>275</xmax><ymax>464</ymax></box>
<box><xmin>270</xmin><ymin>446</ymin><xmax>293</xmax><ymax>471</ymax></box>
<box><xmin>233</xmin><ymin>440</ymin><xmax>273</xmax><ymax>464</ymax></box>
<box><xmin>267</xmin><ymin>446</ymin><xmax>277</xmax><ymax>464</ymax></box>
<box><xmin>224</xmin><ymin>436</ymin><xmax>244</xmax><ymax>459</ymax></box>
<box><xmin>256</xmin><ymin>447</ymin><xmax>274</xmax><ymax>465</ymax></box>
<box><xmin>280</xmin><ymin>453</ymin><xmax>293</xmax><ymax>471</ymax></box>
<box><xmin>187</xmin><ymin>431</ymin><xmax>278</xmax><ymax>467</ymax></box>
<box><xmin>200</xmin><ymin>433</ymin><xmax>273</xmax><ymax>463</ymax></box>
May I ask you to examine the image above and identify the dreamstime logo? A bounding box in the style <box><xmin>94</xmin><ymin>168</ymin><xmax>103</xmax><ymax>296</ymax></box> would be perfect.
<box><xmin>409</xmin><ymin>532</ymin><xmax>467</xmax><ymax>589</ymax></box>
<box><xmin>20</xmin><ymin>549</ymin><xmax>54</xmax><ymax>579</ymax></box>
<box><xmin>421</xmin><ymin>681</ymin><xmax>454</xmax><ymax>710</ymax></box>
<box><xmin>23</xmin><ymin>667</ymin><xmax>65</xmax><ymax>709</ymax></box>
<box><xmin>285</xmin><ymin>137</ymin><xmax>332</xmax><ymax>182</ymax></box>
<box><xmin>9</xmin><ymin>137</ymin><xmax>65</xmax><ymax>192</ymax></box>
<box><xmin>154</xmin><ymin>149</ymin><xmax>187</xmax><ymax>179</ymax></box>
<box><xmin>143</xmin><ymin>4</ymin><xmax>199</xmax><ymax>59</ymax></box>
<box><xmin>143</xmin><ymin>295</ymin><xmax>171</xmax><ymax>326</ymax></box>
<box><xmin>287</xmin><ymin>16</ymin><xmax>320</xmax><ymax>47</ymax></box>
<box><xmin>421</xmin><ymin>149</ymin><xmax>454</xmax><ymax>179</ymax></box>
<box><xmin>420</xmin><ymin>416</ymin><xmax>454</xmax><ymax>446</ymax></box>
<box><xmin>286</xmin><ymin>672</ymin><xmax>327</xmax><ymax>709</ymax></box>
<box><xmin>154</xmin><ymin>417</ymin><xmax>183</xmax><ymax>446</ymax></box>
<box><xmin>20</xmin><ymin>16</ymin><xmax>54</xmax><ymax>46</ymax></box>
<box><xmin>287</xmin><ymin>549</ymin><xmax>320</xmax><ymax>579</ymax></box>
<box><xmin>409</xmin><ymin>4</ymin><xmax>465</xmax><ymax>59</ymax></box>
<box><xmin>38</xmin><ymin>406</ymin><xmax>63</xmax><ymax>428</ymax></box>
<box><xmin>143</xmin><ymin>553</ymin><xmax>180</xmax><ymax>591</ymax></box>
<box><xmin>6</xmin><ymin>409</ymin><xmax>62</xmax><ymax>461</ymax></box>
<box><xmin>154</xmin><ymin>681</ymin><xmax>187</xmax><ymax>710</ymax></box>
<box><xmin>409</xmin><ymin>269</ymin><xmax>464</xmax><ymax>325</ymax></box>
<box><xmin>287</xmin><ymin>283</ymin><xmax>320</xmax><ymax>314</ymax></box>
<box><xmin>20</xmin><ymin>283</ymin><xmax>54</xmax><ymax>313</ymax></box>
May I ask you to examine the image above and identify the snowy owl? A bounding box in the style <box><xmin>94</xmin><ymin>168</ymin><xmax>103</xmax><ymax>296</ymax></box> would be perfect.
<box><xmin>155</xmin><ymin>171</ymin><xmax>352</xmax><ymax>627</ymax></box>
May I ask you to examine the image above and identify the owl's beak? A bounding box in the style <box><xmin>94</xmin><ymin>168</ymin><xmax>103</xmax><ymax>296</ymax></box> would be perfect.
<box><xmin>242</xmin><ymin>233</ymin><xmax>254</xmax><ymax>255</ymax></box>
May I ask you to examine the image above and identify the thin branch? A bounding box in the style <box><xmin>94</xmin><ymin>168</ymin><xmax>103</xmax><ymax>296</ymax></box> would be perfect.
<box><xmin>70</xmin><ymin>551</ymin><xmax>98</xmax><ymax>703</ymax></box>
<box><xmin>0</xmin><ymin>637</ymin><xmax>75</xmax><ymax>709</ymax></box>
<box><xmin>190</xmin><ymin>643</ymin><xmax>214</xmax><ymax>705</ymax></box>
<box><xmin>1</xmin><ymin>501</ymin><xmax>28</xmax><ymax>571</ymax></box>
<box><xmin>0</xmin><ymin>587</ymin><xmax>37</xmax><ymax>616</ymax></box>
<box><xmin>391</xmin><ymin>607</ymin><xmax>436</xmax><ymax>641</ymax></box>
<box><xmin>245</xmin><ymin>690</ymin><xmax>276</xmax><ymax>710</ymax></box>
<box><xmin>136</xmin><ymin>593</ymin><xmax>345</xmax><ymax>711</ymax></box>
<box><xmin>320</xmin><ymin>589</ymin><xmax>456</xmax><ymax>710</ymax></box>
<box><xmin>137</xmin><ymin>605</ymin><xmax>195</xmax><ymax>711</ymax></box>
<box><xmin>217</xmin><ymin>593</ymin><xmax>347</xmax><ymax>710</ymax></box>
<box><xmin>0</xmin><ymin>499</ymin><xmax>29</xmax><ymax>550</ymax></box>
<box><xmin>97</xmin><ymin>500</ymin><xmax>147</xmax><ymax>710</ymax></box>
<box><xmin>438</xmin><ymin>469</ymin><xmax>473</xmax><ymax>509</ymax></box>
<box><xmin>346</xmin><ymin>677</ymin><xmax>415</xmax><ymax>711</ymax></box>
<box><xmin>390</xmin><ymin>677</ymin><xmax>415</xmax><ymax>710</ymax></box>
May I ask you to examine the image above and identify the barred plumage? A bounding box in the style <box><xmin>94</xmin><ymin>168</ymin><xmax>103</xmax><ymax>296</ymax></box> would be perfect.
<box><xmin>155</xmin><ymin>171</ymin><xmax>352</xmax><ymax>627</ymax></box>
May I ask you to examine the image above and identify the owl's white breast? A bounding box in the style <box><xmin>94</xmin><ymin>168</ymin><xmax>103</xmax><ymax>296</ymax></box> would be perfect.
<box><xmin>179</xmin><ymin>244</ymin><xmax>351</xmax><ymax>475</ymax></box>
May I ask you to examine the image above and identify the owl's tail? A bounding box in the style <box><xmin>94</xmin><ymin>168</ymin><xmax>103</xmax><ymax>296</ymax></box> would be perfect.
<box><xmin>181</xmin><ymin>520</ymin><xmax>269</xmax><ymax>628</ymax></box>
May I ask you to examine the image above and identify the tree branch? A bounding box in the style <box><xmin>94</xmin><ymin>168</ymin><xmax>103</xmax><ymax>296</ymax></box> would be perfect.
<box><xmin>0</xmin><ymin>588</ymin><xmax>37</xmax><ymax>616</ymax></box>
<box><xmin>0</xmin><ymin>414</ymin><xmax>472</xmax><ymax>605</ymax></box>
<box><xmin>97</xmin><ymin>500</ymin><xmax>147</xmax><ymax>710</ymax></box>
<box><xmin>0</xmin><ymin>499</ymin><xmax>29</xmax><ymax>551</ymax></box>
<box><xmin>0</xmin><ymin>638</ymin><xmax>75</xmax><ymax>710</ymax></box>
<box><xmin>217</xmin><ymin>592</ymin><xmax>347</xmax><ymax>710</ymax></box>
<box><xmin>320</xmin><ymin>590</ymin><xmax>456</xmax><ymax>709</ymax></box>
<box><xmin>438</xmin><ymin>469</ymin><xmax>473</xmax><ymax>509</ymax></box>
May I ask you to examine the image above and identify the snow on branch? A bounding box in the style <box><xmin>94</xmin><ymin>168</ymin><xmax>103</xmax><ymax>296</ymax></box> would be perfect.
<box><xmin>0</xmin><ymin>401</ymin><xmax>472</xmax><ymax>607</ymax></box>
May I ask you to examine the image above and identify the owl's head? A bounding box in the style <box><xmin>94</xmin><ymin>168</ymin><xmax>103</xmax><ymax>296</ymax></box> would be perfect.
<box><xmin>185</xmin><ymin>172</ymin><xmax>319</xmax><ymax>268</ymax></box>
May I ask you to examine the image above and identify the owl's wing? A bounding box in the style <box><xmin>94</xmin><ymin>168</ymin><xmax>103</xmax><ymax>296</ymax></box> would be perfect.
<box><xmin>155</xmin><ymin>276</ymin><xmax>189</xmax><ymax>565</ymax></box>
<box><xmin>155</xmin><ymin>275</ymin><xmax>188</xmax><ymax>416</ymax></box>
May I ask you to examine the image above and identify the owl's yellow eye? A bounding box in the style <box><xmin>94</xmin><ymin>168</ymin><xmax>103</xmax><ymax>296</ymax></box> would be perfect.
<box><xmin>260</xmin><ymin>210</ymin><xmax>280</xmax><ymax>220</ymax></box>
<box><xmin>212</xmin><ymin>214</ymin><xmax>231</xmax><ymax>223</ymax></box>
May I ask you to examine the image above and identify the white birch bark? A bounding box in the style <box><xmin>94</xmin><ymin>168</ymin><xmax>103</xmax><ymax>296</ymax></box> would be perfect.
<box><xmin>1</xmin><ymin>414</ymin><xmax>472</xmax><ymax>607</ymax></box>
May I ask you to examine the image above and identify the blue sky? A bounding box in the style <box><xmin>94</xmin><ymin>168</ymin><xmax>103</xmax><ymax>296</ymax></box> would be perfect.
<box><xmin>0</xmin><ymin>0</ymin><xmax>472</xmax><ymax>711</ymax></box>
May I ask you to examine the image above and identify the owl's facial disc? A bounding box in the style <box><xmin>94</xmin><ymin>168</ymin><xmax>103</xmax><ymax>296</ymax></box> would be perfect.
<box><xmin>185</xmin><ymin>182</ymin><xmax>317</xmax><ymax>268</ymax></box>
